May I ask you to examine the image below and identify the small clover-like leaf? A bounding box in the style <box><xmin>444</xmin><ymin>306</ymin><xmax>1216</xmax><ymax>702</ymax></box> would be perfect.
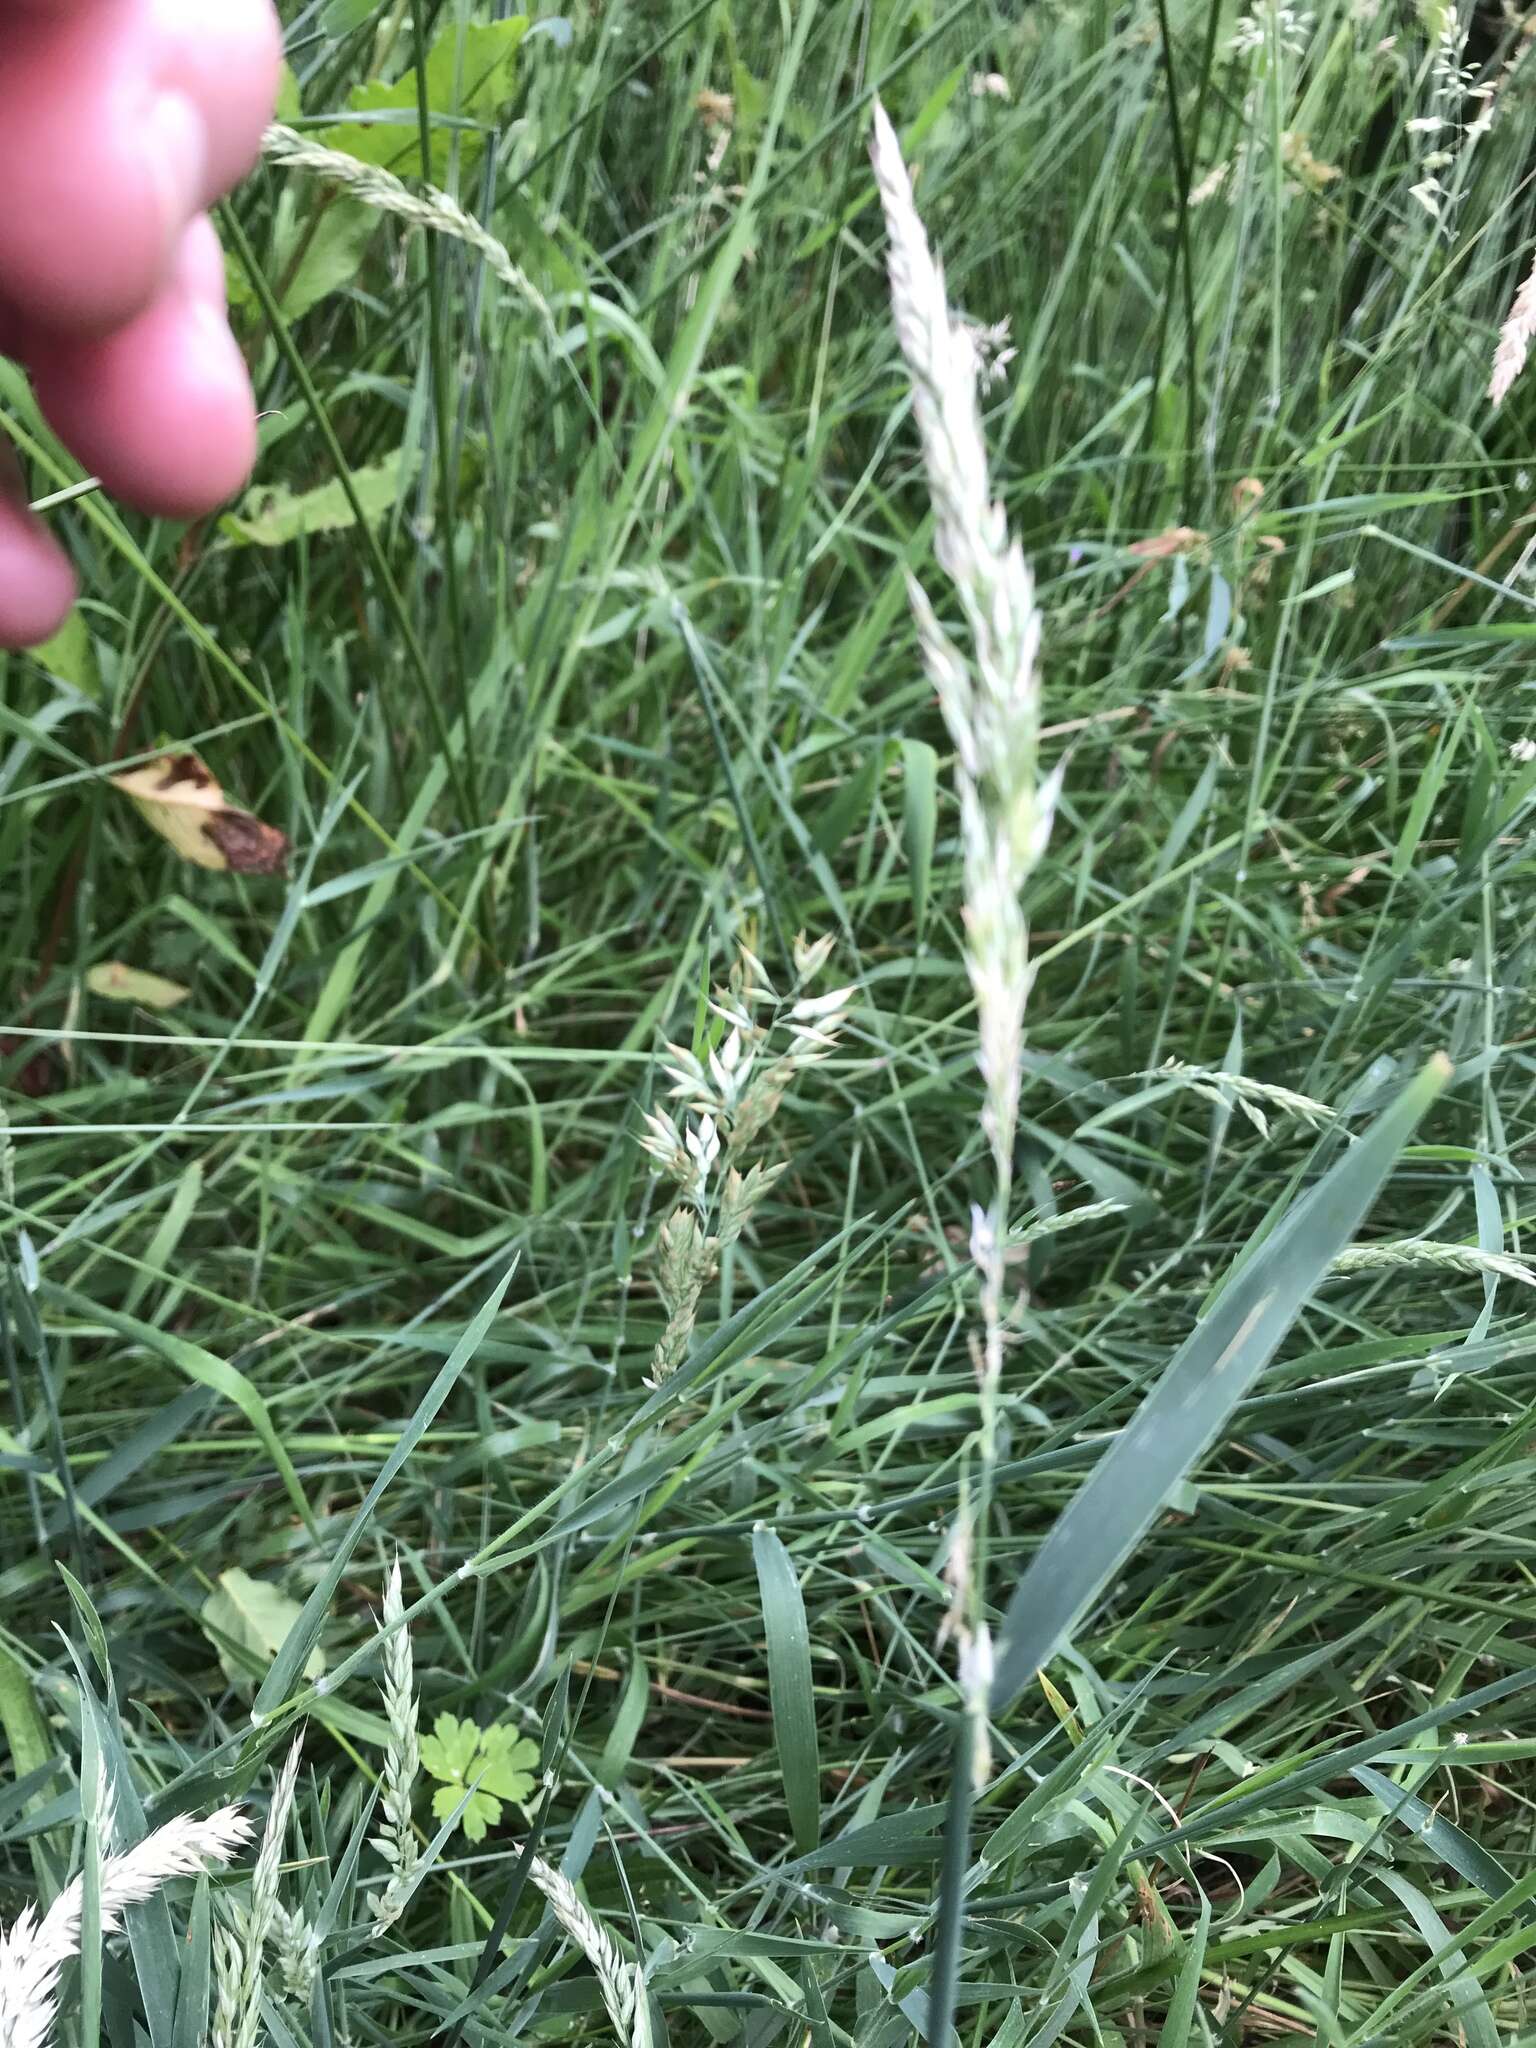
<box><xmin>474</xmin><ymin>1731</ymin><xmax>538</xmax><ymax>1805</ymax></box>
<box><xmin>420</xmin><ymin>1712</ymin><xmax>481</xmax><ymax>1785</ymax></box>
<box><xmin>419</xmin><ymin>1716</ymin><xmax>531</xmax><ymax>1843</ymax></box>
<box><xmin>432</xmin><ymin>1782</ymin><xmax>502</xmax><ymax>1844</ymax></box>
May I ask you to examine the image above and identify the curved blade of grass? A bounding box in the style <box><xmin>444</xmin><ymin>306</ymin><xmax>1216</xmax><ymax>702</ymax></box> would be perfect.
<box><xmin>1376</xmin><ymin>1869</ymin><xmax>1499</xmax><ymax>2048</ymax></box>
<box><xmin>41</xmin><ymin>1287</ymin><xmax>315</xmax><ymax>1537</ymax></box>
<box><xmin>753</xmin><ymin>1525</ymin><xmax>821</xmax><ymax>1857</ymax></box>
<box><xmin>1353</xmin><ymin>1763</ymin><xmax>1514</xmax><ymax>1896</ymax></box>
<box><xmin>251</xmin><ymin>1258</ymin><xmax>516</xmax><ymax>1722</ymax></box>
<box><xmin>992</xmin><ymin>1053</ymin><xmax>1451</xmax><ymax>1707</ymax></box>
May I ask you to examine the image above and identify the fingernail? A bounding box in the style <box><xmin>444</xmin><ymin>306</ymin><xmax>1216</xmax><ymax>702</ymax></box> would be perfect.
<box><xmin>147</xmin><ymin>89</ymin><xmax>207</xmax><ymax>241</ymax></box>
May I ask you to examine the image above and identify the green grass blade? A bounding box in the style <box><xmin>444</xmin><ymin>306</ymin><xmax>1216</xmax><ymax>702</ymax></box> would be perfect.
<box><xmin>992</xmin><ymin>1054</ymin><xmax>1452</xmax><ymax>1707</ymax></box>
<box><xmin>251</xmin><ymin>1259</ymin><xmax>517</xmax><ymax>1721</ymax></box>
<box><xmin>753</xmin><ymin>1524</ymin><xmax>821</xmax><ymax>1857</ymax></box>
<box><xmin>42</xmin><ymin>1288</ymin><xmax>316</xmax><ymax>1537</ymax></box>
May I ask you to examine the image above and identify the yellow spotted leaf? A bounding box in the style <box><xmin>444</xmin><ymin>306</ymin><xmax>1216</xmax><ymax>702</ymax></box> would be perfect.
<box><xmin>110</xmin><ymin>753</ymin><xmax>289</xmax><ymax>875</ymax></box>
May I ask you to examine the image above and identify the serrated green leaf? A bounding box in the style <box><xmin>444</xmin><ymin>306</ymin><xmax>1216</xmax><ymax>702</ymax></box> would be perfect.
<box><xmin>223</xmin><ymin>448</ymin><xmax>419</xmax><ymax>548</ymax></box>
<box><xmin>474</xmin><ymin>1734</ymin><xmax>537</xmax><ymax>1803</ymax></box>
<box><xmin>275</xmin><ymin>199</ymin><xmax>380</xmax><ymax>322</ymax></box>
<box><xmin>421</xmin><ymin>1712</ymin><xmax>481</xmax><ymax>1783</ymax></box>
<box><xmin>312</xmin><ymin>19</ymin><xmax>529</xmax><ymax>180</ymax></box>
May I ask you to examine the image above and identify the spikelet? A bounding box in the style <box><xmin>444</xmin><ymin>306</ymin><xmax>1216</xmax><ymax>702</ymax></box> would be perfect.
<box><xmin>869</xmin><ymin>99</ymin><xmax>1051</xmax><ymax>1759</ymax></box>
<box><xmin>526</xmin><ymin>1856</ymin><xmax>650</xmax><ymax>2047</ymax></box>
<box><xmin>0</xmin><ymin>1807</ymin><xmax>251</xmax><ymax>2048</ymax></box>
<box><xmin>259</xmin><ymin>124</ymin><xmax>551</xmax><ymax>327</ymax></box>
<box><xmin>370</xmin><ymin>1561</ymin><xmax>422</xmax><ymax>1930</ymax></box>
<box><xmin>1491</xmin><ymin>249</ymin><xmax>1536</xmax><ymax>407</ymax></box>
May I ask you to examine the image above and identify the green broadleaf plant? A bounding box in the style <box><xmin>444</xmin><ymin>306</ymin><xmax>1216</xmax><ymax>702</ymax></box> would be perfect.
<box><xmin>419</xmin><ymin>1713</ymin><xmax>539</xmax><ymax>1845</ymax></box>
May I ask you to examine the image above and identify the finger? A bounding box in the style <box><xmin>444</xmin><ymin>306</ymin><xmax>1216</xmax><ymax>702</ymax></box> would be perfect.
<box><xmin>27</xmin><ymin>217</ymin><xmax>257</xmax><ymax>521</ymax></box>
<box><xmin>151</xmin><ymin>0</ymin><xmax>283</xmax><ymax>199</ymax></box>
<box><xmin>0</xmin><ymin>441</ymin><xmax>76</xmax><ymax>650</ymax></box>
<box><xmin>0</xmin><ymin>0</ymin><xmax>204</xmax><ymax>331</ymax></box>
<box><xmin>0</xmin><ymin>0</ymin><xmax>279</xmax><ymax>335</ymax></box>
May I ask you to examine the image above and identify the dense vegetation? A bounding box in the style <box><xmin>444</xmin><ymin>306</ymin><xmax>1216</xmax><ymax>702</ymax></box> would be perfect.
<box><xmin>6</xmin><ymin>0</ymin><xmax>1536</xmax><ymax>2041</ymax></box>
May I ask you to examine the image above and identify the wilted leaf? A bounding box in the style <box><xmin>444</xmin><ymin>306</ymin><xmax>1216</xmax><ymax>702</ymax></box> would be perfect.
<box><xmin>201</xmin><ymin>1568</ymin><xmax>325</xmax><ymax>1690</ymax></box>
<box><xmin>223</xmin><ymin>448</ymin><xmax>418</xmax><ymax>548</ymax></box>
<box><xmin>85</xmin><ymin>963</ymin><xmax>190</xmax><ymax>1010</ymax></box>
<box><xmin>110</xmin><ymin>752</ymin><xmax>289</xmax><ymax>875</ymax></box>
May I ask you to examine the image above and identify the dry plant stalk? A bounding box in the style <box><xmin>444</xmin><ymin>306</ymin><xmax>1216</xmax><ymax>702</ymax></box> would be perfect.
<box><xmin>0</xmin><ymin>1806</ymin><xmax>251</xmax><ymax>2048</ymax></box>
<box><xmin>870</xmin><ymin>99</ymin><xmax>1054</xmax><ymax>1766</ymax></box>
<box><xmin>212</xmin><ymin>1738</ymin><xmax>302</xmax><ymax>2048</ymax></box>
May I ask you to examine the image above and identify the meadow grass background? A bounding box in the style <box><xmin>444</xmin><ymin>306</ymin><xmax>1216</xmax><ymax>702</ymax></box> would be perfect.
<box><xmin>6</xmin><ymin>0</ymin><xmax>1536</xmax><ymax>2041</ymax></box>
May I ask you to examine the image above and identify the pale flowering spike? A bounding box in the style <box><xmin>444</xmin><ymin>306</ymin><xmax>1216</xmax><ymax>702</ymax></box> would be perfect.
<box><xmin>525</xmin><ymin>1855</ymin><xmax>647</xmax><ymax>2045</ymax></box>
<box><xmin>873</xmin><ymin>94</ymin><xmax>1051</xmax><ymax>1720</ymax></box>
<box><xmin>0</xmin><ymin>1806</ymin><xmax>252</xmax><ymax>2048</ymax></box>
<box><xmin>370</xmin><ymin>1559</ymin><xmax>421</xmax><ymax>1931</ymax></box>
<box><xmin>788</xmin><ymin>986</ymin><xmax>856</xmax><ymax>1023</ymax></box>
<box><xmin>1491</xmin><ymin>251</ymin><xmax>1536</xmax><ymax>408</ymax></box>
<box><xmin>791</xmin><ymin>931</ymin><xmax>835</xmax><ymax>983</ymax></box>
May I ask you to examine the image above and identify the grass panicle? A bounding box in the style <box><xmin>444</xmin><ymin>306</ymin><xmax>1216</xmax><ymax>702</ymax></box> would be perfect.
<box><xmin>369</xmin><ymin>1560</ymin><xmax>422</xmax><ymax>1930</ymax></box>
<box><xmin>0</xmin><ymin>1808</ymin><xmax>251</xmax><ymax>2048</ymax></box>
<box><xmin>870</xmin><ymin>95</ymin><xmax>1050</xmax><ymax>1729</ymax></box>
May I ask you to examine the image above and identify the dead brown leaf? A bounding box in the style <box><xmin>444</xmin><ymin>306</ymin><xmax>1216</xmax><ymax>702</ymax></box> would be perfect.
<box><xmin>110</xmin><ymin>752</ymin><xmax>289</xmax><ymax>876</ymax></box>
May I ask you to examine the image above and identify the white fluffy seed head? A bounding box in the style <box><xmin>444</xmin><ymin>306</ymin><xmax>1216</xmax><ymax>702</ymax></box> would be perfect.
<box><xmin>0</xmin><ymin>1807</ymin><xmax>252</xmax><ymax>2048</ymax></box>
<box><xmin>1491</xmin><ymin>249</ymin><xmax>1536</xmax><ymax>407</ymax></box>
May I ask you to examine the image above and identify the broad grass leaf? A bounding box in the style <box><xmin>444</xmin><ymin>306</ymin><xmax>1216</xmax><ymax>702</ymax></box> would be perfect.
<box><xmin>169</xmin><ymin>1877</ymin><xmax>211</xmax><ymax>2048</ymax></box>
<box><xmin>110</xmin><ymin>753</ymin><xmax>289</xmax><ymax>875</ymax></box>
<box><xmin>753</xmin><ymin>1525</ymin><xmax>820</xmax><ymax>1855</ymax></box>
<box><xmin>85</xmin><ymin>963</ymin><xmax>190</xmax><ymax>1009</ymax></box>
<box><xmin>992</xmin><ymin>1054</ymin><xmax>1451</xmax><ymax>1706</ymax></box>
<box><xmin>901</xmin><ymin>738</ymin><xmax>938</xmax><ymax>939</ymax></box>
<box><xmin>1353</xmin><ymin>1763</ymin><xmax>1514</xmax><ymax>1895</ymax></box>
<box><xmin>202</xmin><ymin>1569</ymin><xmax>326</xmax><ymax>1690</ymax></box>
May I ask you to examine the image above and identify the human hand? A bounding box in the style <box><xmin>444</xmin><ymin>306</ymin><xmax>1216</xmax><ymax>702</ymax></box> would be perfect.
<box><xmin>0</xmin><ymin>0</ymin><xmax>281</xmax><ymax>648</ymax></box>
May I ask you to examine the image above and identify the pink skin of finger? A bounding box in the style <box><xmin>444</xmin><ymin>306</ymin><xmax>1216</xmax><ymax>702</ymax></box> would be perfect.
<box><xmin>0</xmin><ymin>442</ymin><xmax>76</xmax><ymax>646</ymax></box>
<box><xmin>29</xmin><ymin>215</ymin><xmax>259</xmax><ymax>521</ymax></box>
<box><xmin>0</xmin><ymin>0</ymin><xmax>280</xmax><ymax>332</ymax></box>
<box><xmin>0</xmin><ymin>0</ymin><xmax>280</xmax><ymax>646</ymax></box>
